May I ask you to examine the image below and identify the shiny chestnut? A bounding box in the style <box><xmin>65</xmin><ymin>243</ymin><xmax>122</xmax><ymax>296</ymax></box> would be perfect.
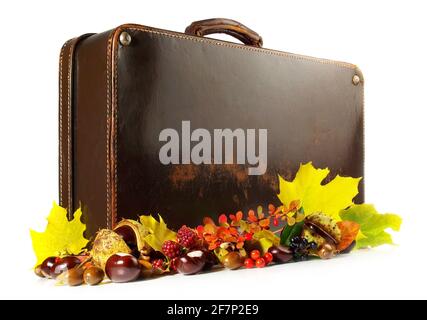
<box><xmin>105</xmin><ymin>253</ymin><xmax>140</xmax><ymax>283</ymax></box>
<box><xmin>176</xmin><ymin>250</ymin><xmax>206</xmax><ymax>275</ymax></box>
<box><xmin>340</xmin><ymin>240</ymin><xmax>356</xmax><ymax>254</ymax></box>
<box><xmin>268</xmin><ymin>245</ymin><xmax>293</xmax><ymax>264</ymax></box>
<box><xmin>40</xmin><ymin>256</ymin><xmax>59</xmax><ymax>278</ymax></box>
<box><xmin>51</xmin><ymin>256</ymin><xmax>81</xmax><ymax>279</ymax></box>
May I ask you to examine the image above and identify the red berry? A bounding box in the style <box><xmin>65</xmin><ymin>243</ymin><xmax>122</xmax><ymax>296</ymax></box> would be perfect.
<box><xmin>152</xmin><ymin>259</ymin><xmax>165</xmax><ymax>271</ymax></box>
<box><xmin>263</xmin><ymin>252</ymin><xmax>273</xmax><ymax>264</ymax></box>
<box><xmin>244</xmin><ymin>233</ymin><xmax>253</xmax><ymax>241</ymax></box>
<box><xmin>169</xmin><ymin>257</ymin><xmax>179</xmax><ymax>271</ymax></box>
<box><xmin>250</xmin><ymin>250</ymin><xmax>261</xmax><ymax>260</ymax></box>
<box><xmin>177</xmin><ymin>225</ymin><xmax>198</xmax><ymax>249</ymax></box>
<box><xmin>255</xmin><ymin>258</ymin><xmax>266</xmax><ymax>268</ymax></box>
<box><xmin>244</xmin><ymin>258</ymin><xmax>255</xmax><ymax>269</ymax></box>
<box><xmin>273</xmin><ymin>218</ymin><xmax>279</xmax><ymax>226</ymax></box>
<box><xmin>162</xmin><ymin>240</ymin><xmax>183</xmax><ymax>259</ymax></box>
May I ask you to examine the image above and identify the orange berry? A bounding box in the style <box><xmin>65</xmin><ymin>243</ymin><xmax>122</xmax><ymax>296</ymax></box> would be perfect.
<box><xmin>244</xmin><ymin>258</ymin><xmax>255</xmax><ymax>269</ymax></box>
<box><xmin>250</xmin><ymin>250</ymin><xmax>261</xmax><ymax>260</ymax></box>
<box><xmin>263</xmin><ymin>252</ymin><xmax>273</xmax><ymax>264</ymax></box>
<box><xmin>255</xmin><ymin>258</ymin><xmax>266</xmax><ymax>268</ymax></box>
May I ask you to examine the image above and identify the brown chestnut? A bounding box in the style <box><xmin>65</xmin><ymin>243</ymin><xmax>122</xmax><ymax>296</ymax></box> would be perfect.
<box><xmin>51</xmin><ymin>256</ymin><xmax>81</xmax><ymax>279</ymax></box>
<box><xmin>340</xmin><ymin>240</ymin><xmax>356</xmax><ymax>254</ymax></box>
<box><xmin>202</xmin><ymin>250</ymin><xmax>218</xmax><ymax>270</ymax></box>
<box><xmin>40</xmin><ymin>257</ymin><xmax>59</xmax><ymax>278</ymax></box>
<box><xmin>268</xmin><ymin>245</ymin><xmax>293</xmax><ymax>264</ymax></box>
<box><xmin>176</xmin><ymin>250</ymin><xmax>206</xmax><ymax>275</ymax></box>
<box><xmin>105</xmin><ymin>253</ymin><xmax>140</xmax><ymax>283</ymax></box>
<box><xmin>83</xmin><ymin>266</ymin><xmax>105</xmax><ymax>286</ymax></box>
<box><xmin>223</xmin><ymin>252</ymin><xmax>243</xmax><ymax>270</ymax></box>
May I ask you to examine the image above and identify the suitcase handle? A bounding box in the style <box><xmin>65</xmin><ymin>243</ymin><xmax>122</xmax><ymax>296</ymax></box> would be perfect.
<box><xmin>185</xmin><ymin>18</ymin><xmax>263</xmax><ymax>47</ymax></box>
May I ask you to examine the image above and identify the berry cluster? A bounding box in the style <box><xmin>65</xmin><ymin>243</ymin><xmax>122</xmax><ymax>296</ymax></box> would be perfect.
<box><xmin>152</xmin><ymin>258</ymin><xmax>166</xmax><ymax>271</ymax></box>
<box><xmin>177</xmin><ymin>225</ymin><xmax>198</xmax><ymax>249</ymax></box>
<box><xmin>289</xmin><ymin>236</ymin><xmax>317</xmax><ymax>261</ymax></box>
<box><xmin>161</xmin><ymin>240</ymin><xmax>183</xmax><ymax>259</ymax></box>
<box><xmin>158</xmin><ymin>226</ymin><xmax>203</xmax><ymax>273</ymax></box>
<box><xmin>243</xmin><ymin>250</ymin><xmax>273</xmax><ymax>269</ymax></box>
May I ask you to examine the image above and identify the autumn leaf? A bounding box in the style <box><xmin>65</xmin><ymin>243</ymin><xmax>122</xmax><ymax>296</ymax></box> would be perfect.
<box><xmin>278</xmin><ymin>162</ymin><xmax>361</xmax><ymax>220</ymax></box>
<box><xmin>253</xmin><ymin>230</ymin><xmax>280</xmax><ymax>255</ymax></box>
<box><xmin>337</xmin><ymin>221</ymin><xmax>360</xmax><ymax>251</ymax></box>
<box><xmin>258</xmin><ymin>218</ymin><xmax>270</xmax><ymax>228</ymax></box>
<box><xmin>218</xmin><ymin>214</ymin><xmax>228</xmax><ymax>225</ymax></box>
<box><xmin>340</xmin><ymin>204</ymin><xmax>402</xmax><ymax>249</ymax></box>
<box><xmin>280</xmin><ymin>221</ymin><xmax>304</xmax><ymax>246</ymax></box>
<box><xmin>139</xmin><ymin>214</ymin><xmax>176</xmax><ymax>252</ymax></box>
<box><xmin>30</xmin><ymin>202</ymin><xmax>89</xmax><ymax>266</ymax></box>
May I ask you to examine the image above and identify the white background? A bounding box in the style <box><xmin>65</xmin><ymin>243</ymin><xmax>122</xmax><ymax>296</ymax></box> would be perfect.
<box><xmin>0</xmin><ymin>0</ymin><xmax>426</xmax><ymax>300</ymax></box>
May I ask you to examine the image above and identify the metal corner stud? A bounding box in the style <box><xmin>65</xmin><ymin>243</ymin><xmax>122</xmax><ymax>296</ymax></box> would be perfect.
<box><xmin>352</xmin><ymin>74</ymin><xmax>360</xmax><ymax>86</ymax></box>
<box><xmin>119</xmin><ymin>31</ymin><xmax>132</xmax><ymax>46</ymax></box>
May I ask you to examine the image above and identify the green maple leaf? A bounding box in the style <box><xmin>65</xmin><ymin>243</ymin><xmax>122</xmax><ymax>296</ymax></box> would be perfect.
<box><xmin>340</xmin><ymin>204</ymin><xmax>402</xmax><ymax>249</ymax></box>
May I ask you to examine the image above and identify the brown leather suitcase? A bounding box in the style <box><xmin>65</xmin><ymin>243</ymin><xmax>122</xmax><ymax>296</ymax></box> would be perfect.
<box><xmin>59</xmin><ymin>18</ymin><xmax>364</xmax><ymax>236</ymax></box>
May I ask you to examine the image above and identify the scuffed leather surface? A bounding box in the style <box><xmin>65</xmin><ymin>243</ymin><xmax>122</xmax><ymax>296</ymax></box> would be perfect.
<box><xmin>114</xmin><ymin>29</ymin><xmax>364</xmax><ymax>230</ymax></box>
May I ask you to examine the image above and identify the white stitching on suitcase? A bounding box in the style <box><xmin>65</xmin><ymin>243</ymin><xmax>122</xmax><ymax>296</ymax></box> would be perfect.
<box><xmin>67</xmin><ymin>44</ymin><xmax>74</xmax><ymax>220</ymax></box>
<box><xmin>59</xmin><ymin>40</ymin><xmax>72</xmax><ymax>209</ymax></box>
<box><xmin>113</xmin><ymin>38</ymin><xmax>118</xmax><ymax>228</ymax></box>
<box><xmin>59</xmin><ymin>42</ymin><xmax>68</xmax><ymax>207</ymax></box>
<box><xmin>106</xmin><ymin>33</ymin><xmax>113</xmax><ymax>229</ymax></box>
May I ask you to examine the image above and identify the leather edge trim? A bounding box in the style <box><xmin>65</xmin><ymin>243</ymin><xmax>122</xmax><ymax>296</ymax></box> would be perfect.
<box><xmin>59</xmin><ymin>40</ymin><xmax>71</xmax><ymax>209</ymax></box>
<box><xmin>66</xmin><ymin>41</ymin><xmax>74</xmax><ymax>219</ymax></box>
<box><xmin>106</xmin><ymin>29</ymin><xmax>119</xmax><ymax>229</ymax></box>
<box><xmin>355</xmin><ymin>66</ymin><xmax>365</xmax><ymax>202</ymax></box>
<box><xmin>109</xmin><ymin>27</ymin><xmax>123</xmax><ymax>229</ymax></box>
<box><xmin>60</xmin><ymin>35</ymin><xmax>95</xmax><ymax>219</ymax></box>
<box><xmin>59</xmin><ymin>38</ymin><xmax>76</xmax><ymax>219</ymax></box>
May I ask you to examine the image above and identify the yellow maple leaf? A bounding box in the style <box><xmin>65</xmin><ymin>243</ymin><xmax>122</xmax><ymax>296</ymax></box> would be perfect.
<box><xmin>30</xmin><ymin>203</ymin><xmax>89</xmax><ymax>265</ymax></box>
<box><xmin>278</xmin><ymin>162</ymin><xmax>361</xmax><ymax>220</ymax></box>
<box><xmin>139</xmin><ymin>214</ymin><xmax>176</xmax><ymax>252</ymax></box>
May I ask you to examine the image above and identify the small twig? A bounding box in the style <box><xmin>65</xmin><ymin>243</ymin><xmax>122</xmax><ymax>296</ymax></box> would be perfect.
<box><xmin>77</xmin><ymin>256</ymin><xmax>92</xmax><ymax>269</ymax></box>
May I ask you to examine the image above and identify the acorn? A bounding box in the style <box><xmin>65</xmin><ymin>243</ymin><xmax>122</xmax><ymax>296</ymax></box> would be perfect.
<box><xmin>84</xmin><ymin>267</ymin><xmax>105</xmax><ymax>286</ymax></box>
<box><xmin>302</xmin><ymin>212</ymin><xmax>342</xmax><ymax>248</ymax></box>
<box><xmin>318</xmin><ymin>243</ymin><xmax>337</xmax><ymax>260</ymax></box>
<box><xmin>90</xmin><ymin>229</ymin><xmax>132</xmax><ymax>270</ymax></box>
<box><xmin>223</xmin><ymin>252</ymin><xmax>243</xmax><ymax>270</ymax></box>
